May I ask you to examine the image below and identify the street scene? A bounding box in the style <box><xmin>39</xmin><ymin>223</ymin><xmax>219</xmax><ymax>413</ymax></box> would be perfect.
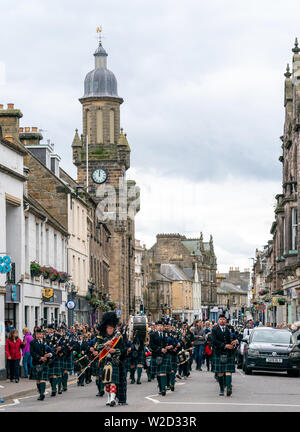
<box><xmin>1</xmin><ymin>0</ymin><xmax>300</xmax><ymax>417</ymax></box>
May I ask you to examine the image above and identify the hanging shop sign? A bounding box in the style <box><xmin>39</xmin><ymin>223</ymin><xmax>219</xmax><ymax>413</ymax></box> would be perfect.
<box><xmin>0</xmin><ymin>256</ymin><xmax>11</xmax><ymax>273</ymax></box>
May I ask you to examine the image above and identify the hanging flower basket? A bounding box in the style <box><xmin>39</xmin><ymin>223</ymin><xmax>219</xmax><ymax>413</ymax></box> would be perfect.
<box><xmin>40</xmin><ymin>266</ymin><xmax>51</xmax><ymax>279</ymax></box>
<box><xmin>274</xmin><ymin>289</ymin><xmax>284</xmax><ymax>296</ymax></box>
<box><xmin>30</xmin><ymin>261</ymin><xmax>41</xmax><ymax>277</ymax></box>
<box><xmin>259</xmin><ymin>289</ymin><xmax>269</xmax><ymax>296</ymax></box>
<box><xmin>58</xmin><ymin>272</ymin><xmax>71</xmax><ymax>283</ymax></box>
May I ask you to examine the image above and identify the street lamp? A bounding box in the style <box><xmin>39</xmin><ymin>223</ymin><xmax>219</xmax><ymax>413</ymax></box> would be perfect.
<box><xmin>65</xmin><ymin>282</ymin><xmax>77</xmax><ymax>326</ymax></box>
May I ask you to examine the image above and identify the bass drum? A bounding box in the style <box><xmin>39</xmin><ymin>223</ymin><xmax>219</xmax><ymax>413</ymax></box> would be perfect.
<box><xmin>128</xmin><ymin>315</ymin><xmax>148</xmax><ymax>343</ymax></box>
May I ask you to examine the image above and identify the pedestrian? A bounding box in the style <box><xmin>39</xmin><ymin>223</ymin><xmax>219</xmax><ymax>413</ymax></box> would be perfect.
<box><xmin>211</xmin><ymin>314</ymin><xmax>238</xmax><ymax>397</ymax></box>
<box><xmin>191</xmin><ymin>320</ymin><xmax>206</xmax><ymax>370</ymax></box>
<box><xmin>5</xmin><ymin>330</ymin><xmax>24</xmax><ymax>383</ymax></box>
<box><xmin>22</xmin><ymin>327</ymin><xmax>33</xmax><ymax>378</ymax></box>
<box><xmin>205</xmin><ymin>332</ymin><xmax>213</xmax><ymax>371</ymax></box>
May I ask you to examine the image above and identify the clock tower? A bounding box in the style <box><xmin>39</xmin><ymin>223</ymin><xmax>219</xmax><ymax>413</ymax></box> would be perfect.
<box><xmin>72</xmin><ymin>31</ymin><xmax>139</xmax><ymax>321</ymax></box>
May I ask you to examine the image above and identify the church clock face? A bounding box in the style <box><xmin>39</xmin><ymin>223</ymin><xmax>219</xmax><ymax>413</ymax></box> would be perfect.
<box><xmin>91</xmin><ymin>168</ymin><xmax>108</xmax><ymax>184</ymax></box>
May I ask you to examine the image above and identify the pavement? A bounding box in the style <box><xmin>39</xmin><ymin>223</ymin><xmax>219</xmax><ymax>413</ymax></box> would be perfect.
<box><xmin>0</xmin><ymin>374</ymin><xmax>78</xmax><ymax>403</ymax></box>
<box><xmin>1</xmin><ymin>367</ymin><xmax>300</xmax><ymax>412</ymax></box>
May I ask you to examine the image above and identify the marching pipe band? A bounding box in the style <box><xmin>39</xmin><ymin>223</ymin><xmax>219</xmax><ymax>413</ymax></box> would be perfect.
<box><xmin>28</xmin><ymin>313</ymin><xmax>241</xmax><ymax>405</ymax></box>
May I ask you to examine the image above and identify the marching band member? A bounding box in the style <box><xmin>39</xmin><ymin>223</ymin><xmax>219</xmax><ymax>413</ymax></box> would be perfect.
<box><xmin>97</xmin><ymin>312</ymin><xmax>125</xmax><ymax>407</ymax></box>
<box><xmin>29</xmin><ymin>327</ymin><xmax>53</xmax><ymax>401</ymax></box>
<box><xmin>211</xmin><ymin>314</ymin><xmax>238</xmax><ymax>396</ymax></box>
<box><xmin>149</xmin><ymin>320</ymin><xmax>169</xmax><ymax>396</ymax></box>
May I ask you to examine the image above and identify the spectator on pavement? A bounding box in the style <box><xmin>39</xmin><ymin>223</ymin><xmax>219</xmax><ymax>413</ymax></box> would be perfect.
<box><xmin>5</xmin><ymin>330</ymin><xmax>24</xmax><ymax>383</ymax></box>
<box><xmin>22</xmin><ymin>327</ymin><xmax>34</xmax><ymax>378</ymax></box>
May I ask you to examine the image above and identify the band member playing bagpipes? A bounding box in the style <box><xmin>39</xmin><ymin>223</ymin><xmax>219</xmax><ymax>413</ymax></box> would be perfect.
<box><xmin>60</xmin><ymin>330</ymin><xmax>75</xmax><ymax>392</ymax></box>
<box><xmin>92</xmin><ymin>312</ymin><xmax>125</xmax><ymax>407</ymax></box>
<box><xmin>29</xmin><ymin>327</ymin><xmax>54</xmax><ymax>401</ymax></box>
<box><xmin>73</xmin><ymin>332</ymin><xmax>90</xmax><ymax>387</ymax></box>
<box><xmin>165</xmin><ymin>321</ymin><xmax>181</xmax><ymax>391</ymax></box>
<box><xmin>46</xmin><ymin>325</ymin><xmax>65</xmax><ymax>397</ymax></box>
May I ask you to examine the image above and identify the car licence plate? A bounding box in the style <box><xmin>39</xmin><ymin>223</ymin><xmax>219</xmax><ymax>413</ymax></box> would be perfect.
<box><xmin>266</xmin><ymin>358</ymin><xmax>283</xmax><ymax>363</ymax></box>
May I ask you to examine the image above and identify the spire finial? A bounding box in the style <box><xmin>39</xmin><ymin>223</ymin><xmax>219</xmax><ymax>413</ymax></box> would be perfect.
<box><xmin>96</xmin><ymin>26</ymin><xmax>103</xmax><ymax>46</ymax></box>
<box><xmin>292</xmin><ymin>37</ymin><xmax>300</xmax><ymax>54</ymax></box>
<box><xmin>284</xmin><ymin>63</ymin><xmax>291</xmax><ymax>78</ymax></box>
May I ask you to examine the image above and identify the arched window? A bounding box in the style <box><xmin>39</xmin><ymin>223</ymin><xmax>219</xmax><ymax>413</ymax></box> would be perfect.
<box><xmin>110</xmin><ymin>109</ymin><xmax>115</xmax><ymax>144</ymax></box>
<box><xmin>96</xmin><ymin>109</ymin><xmax>103</xmax><ymax>143</ymax></box>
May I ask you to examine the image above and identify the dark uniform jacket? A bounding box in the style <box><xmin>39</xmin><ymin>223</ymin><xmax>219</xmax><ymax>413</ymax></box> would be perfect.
<box><xmin>30</xmin><ymin>339</ymin><xmax>52</xmax><ymax>365</ymax></box>
<box><xmin>211</xmin><ymin>325</ymin><xmax>237</xmax><ymax>355</ymax></box>
<box><xmin>149</xmin><ymin>331</ymin><xmax>167</xmax><ymax>357</ymax></box>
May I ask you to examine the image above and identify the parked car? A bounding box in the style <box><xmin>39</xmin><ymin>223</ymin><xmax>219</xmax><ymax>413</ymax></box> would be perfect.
<box><xmin>242</xmin><ymin>327</ymin><xmax>300</xmax><ymax>377</ymax></box>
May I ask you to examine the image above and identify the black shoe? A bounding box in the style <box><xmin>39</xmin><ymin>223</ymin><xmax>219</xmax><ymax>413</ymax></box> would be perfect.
<box><xmin>170</xmin><ymin>385</ymin><xmax>175</xmax><ymax>391</ymax></box>
<box><xmin>226</xmin><ymin>386</ymin><xmax>232</xmax><ymax>397</ymax></box>
<box><xmin>136</xmin><ymin>380</ymin><xmax>141</xmax><ymax>384</ymax></box>
<box><xmin>37</xmin><ymin>394</ymin><xmax>45</xmax><ymax>401</ymax></box>
<box><xmin>161</xmin><ymin>390</ymin><xmax>166</xmax><ymax>396</ymax></box>
<box><xmin>148</xmin><ymin>378</ymin><xmax>151</xmax><ymax>382</ymax></box>
<box><xmin>110</xmin><ymin>400</ymin><xmax>116</xmax><ymax>407</ymax></box>
<box><xmin>58</xmin><ymin>390</ymin><xmax>62</xmax><ymax>394</ymax></box>
<box><xmin>63</xmin><ymin>387</ymin><xmax>67</xmax><ymax>391</ymax></box>
<box><xmin>166</xmin><ymin>386</ymin><xmax>170</xmax><ymax>391</ymax></box>
<box><xmin>15</xmin><ymin>379</ymin><xmax>19</xmax><ymax>383</ymax></box>
<box><xmin>118</xmin><ymin>402</ymin><xmax>128</xmax><ymax>406</ymax></box>
<box><xmin>130</xmin><ymin>379</ymin><xmax>135</xmax><ymax>384</ymax></box>
<box><xmin>51</xmin><ymin>391</ymin><xmax>56</xmax><ymax>397</ymax></box>
<box><xmin>176</xmin><ymin>374</ymin><xmax>182</xmax><ymax>380</ymax></box>
<box><xmin>80</xmin><ymin>383</ymin><xmax>84</xmax><ymax>386</ymax></box>
<box><xmin>96</xmin><ymin>390</ymin><xmax>105</xmax><ymax>397</ymax></box>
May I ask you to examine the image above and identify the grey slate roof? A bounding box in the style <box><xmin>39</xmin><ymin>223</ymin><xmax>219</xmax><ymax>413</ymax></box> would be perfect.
<box><xmin>183</xmin><ymin>267</ymin><xmax>194</xmax><ymax>279</ymax></box>
<box><xmin>160</xmin><ymin>264</ymin><xmax>192</xmax><ymax>281</ymax></box>
<box><xmin>217</xmin><ymin>281</ymin><xmax>247</xmax><ymax>295</ymax></box>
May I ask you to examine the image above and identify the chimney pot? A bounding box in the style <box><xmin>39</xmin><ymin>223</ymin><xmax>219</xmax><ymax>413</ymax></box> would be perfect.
<box><xmin>19</xmin><ymin>127</ymin><xmax>24</xmax><ymax>132</ymax></box>
<box><xmin>0</xmin><ymin>104</ymin><xmax>3</xmax><ymax>109</ymax></box>
<box><xmin>4</xmin><ymin>135</ymin><xmax>13</xmax><ymax>142</ymax></box>
<box><xmin>7</xmin><ymin>103</ymin><xmax>14</xmax><ymax>109</ymax></box>
<box><xmin>25</xmin><ymin>127</ymin><xmax>30</xmax><ymax>132</ymax></box>
<box><xmin>32</xmin><ymin>127</ymin><xmax>38</xmax><ymax>132</ymax></box>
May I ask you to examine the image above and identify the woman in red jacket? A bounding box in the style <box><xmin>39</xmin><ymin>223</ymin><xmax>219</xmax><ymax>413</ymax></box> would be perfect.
<box><xmin>5</xmin><ymin>330</ymin><xmax>24</xmax><ymax>383</ymax></box>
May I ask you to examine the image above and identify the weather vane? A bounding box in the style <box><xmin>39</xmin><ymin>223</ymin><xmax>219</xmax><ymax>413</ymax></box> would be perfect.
<box><xmin>96</xmin><ymin>26</ymin><xmax>103</xmax><ymax>45</ymax></box>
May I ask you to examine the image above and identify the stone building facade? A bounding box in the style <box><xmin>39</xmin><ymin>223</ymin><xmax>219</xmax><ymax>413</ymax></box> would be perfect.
<box><xmin>144</xmin><ymin>233</ymin><xmax>217</xmax><ymax>320</ymax></box>
<box><xmin>252</xmin><ymin>41</ymin><xmax>300</xmax><ymax>326</ymax></box>
<box><xmin>72</xmin><ymin>39</ymin><xmax>140</xmax><ymax>322</ymax></box>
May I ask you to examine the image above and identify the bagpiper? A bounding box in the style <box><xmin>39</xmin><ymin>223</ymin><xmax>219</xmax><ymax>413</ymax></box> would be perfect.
<box><xmin>149</xmin><ymin>320</ymin><xmax>169</xmax><ymax>396</ymax></box>
<box><xmin>96</xmin><ymin>312</ymin><xmax>125</xmax><ymax>407</ymax></box>
<box><xmin>211</xmin><ymin>314</ymin><xmax>238</xmax><ymax>396</ymax></box>
<box><xmin>29</xmin><ymin>327</ymin><xmax>53</xmax><ymax>401</ymax></box>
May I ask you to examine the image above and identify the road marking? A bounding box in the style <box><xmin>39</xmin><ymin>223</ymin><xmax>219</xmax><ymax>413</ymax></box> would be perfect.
<box><xmin>145</xmin><ymin>397</ymin><xmax>300</xmax><ymax>408</ymax></box>
<box><xmin>0</xmin><ymin>399</ymin><xmax>20</xmax><ymax>409</ymax></box>
<box><xmin>0</xmin><ymin>385</ymin><xmax>4</xmax><ymax>388</ymax></box>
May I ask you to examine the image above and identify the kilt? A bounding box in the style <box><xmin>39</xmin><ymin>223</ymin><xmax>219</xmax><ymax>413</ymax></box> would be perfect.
<box><xmin>48</xmin><ymin>357</ymin><xmax>63</xmax><ymax>376</ymax></box>
<box><xmin>62</xmin><ymin>353</ymin><xmax>74</xmax><ymax>371</ymax></box>
<box><xmin>30</xmin><ymin>364</ymin><xmax>49</xmax><ymax>381</ymax></box>
<box><xmin>130</xmin><ymin>350</ymin><xmax>145</xmax><ymax>366</ymax></box>
<box><xmin>151</xmin><ymin>355</ymin><xmax>169</xmax><ymax>375</ymax></box>
<box><xmin>99</xmin><ymin>361</ymin><xmax>120</xmax><ymax>385</ymax></box>
<box><xmin>170</xmin><ymin>355</ymin><xmax>178</xmax><ymax>372</ymax></box>
<box><xmin>211</xmin><ymin>351</ymin><xmax>236</xmax><ymax>373</ymax></box>
<box><xmin>91</xmin><ymin>359</ymin><xmax>101</xmax><ymax>376</ymax></box>
<box><xmin>165</xmin><ymin>353</ymin><xmax>172</xmax><ymax>374</ymax></box>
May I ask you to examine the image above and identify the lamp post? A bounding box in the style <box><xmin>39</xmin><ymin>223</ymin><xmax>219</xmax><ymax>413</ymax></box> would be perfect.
<box><xmin>66</xmin><ymin>282</ymin><xmax>76</xmax><ymax>326</ymax></box>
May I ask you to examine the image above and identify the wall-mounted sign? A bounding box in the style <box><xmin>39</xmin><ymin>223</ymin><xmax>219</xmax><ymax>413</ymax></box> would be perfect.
<box><xmin>43</xmin><ymin>288</ymin><xmax>54</xmax><ymax>299</ymax></box>
<box><xmin>5</xmin><ymin>284</ymin><xmax>20</xmax><ymax>303</ymax></box>
<box><xmin>0</xmin><ymin>256</ymin><xmax>11</xmax><ymax>274</ymax></box>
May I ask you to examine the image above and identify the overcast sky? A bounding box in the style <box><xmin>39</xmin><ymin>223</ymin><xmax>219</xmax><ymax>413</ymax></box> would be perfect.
<box><xmin>1</xmin><ymin>0</ymin><xmax>298</xmax><ymax>272</ymax></box>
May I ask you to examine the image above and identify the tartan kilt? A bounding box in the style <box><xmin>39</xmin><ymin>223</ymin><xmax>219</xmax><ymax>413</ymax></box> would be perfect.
<box><xmin>62</xmin><ymin>353</ymin><xmax>74</xmax><ymax>371</ymax></box>
<box><xmin>91</xmin><ymin>359</ymin><xmax>101</xmax><ymax>376</ymax></box>
<box><xmin>165</xmin><ymin>354</ymin><xmax>172</xmax><ymax>374</ymax></box>
<box><xmin>170</xmin><ymin>355</ymin><xmax>178</xmax><ymax>372</ymax></box>
<box><xmin>130</xmin><ymin>350</ymin><xmax>145</xmax><ymax>366</ymax></box>
<box><xmin>151</xmin><ymin>355</ymin><xmax>169</xmax><ymax>375</ymax></box>
<box><xmin>48</xmin><ymin>357</ymin><xmax>63</xmax><ymax>376</ymax></box>
<box><xmin>211</xmin><ymin>351</ymin><xmax>236</xmax><ymax>373</ymax></box>
<box><xmin>30</xmin><ymin>364</ymin><xmax>49</xmax><ymax>381</ymax></box>
<box><xmin>99</xmin><ymin>361</ymin><xmax>120</xmax><ymax>385</ymax></box>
